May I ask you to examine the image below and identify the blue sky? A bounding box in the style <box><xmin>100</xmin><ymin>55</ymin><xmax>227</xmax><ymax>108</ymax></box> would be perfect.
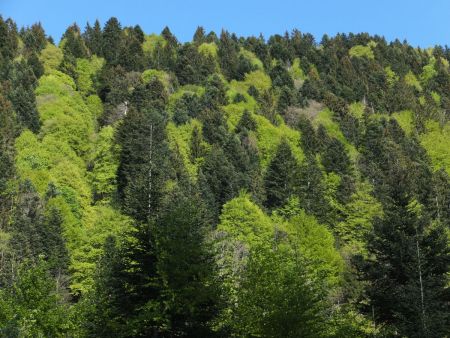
<box><xmin>1</xmin><ymin>0</ymin><xmax>448</xmax><ymax>47</ymax></box>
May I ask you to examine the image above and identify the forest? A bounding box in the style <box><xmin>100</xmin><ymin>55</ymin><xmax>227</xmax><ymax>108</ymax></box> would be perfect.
<box><xmin>0</xmin><ymin>15</ymin><xmax>449</xmax><ymax>337</ymax></box>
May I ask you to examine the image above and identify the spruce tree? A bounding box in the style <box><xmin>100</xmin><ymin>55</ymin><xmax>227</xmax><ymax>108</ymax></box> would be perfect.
<box><xmin>264</xmin><ymin>138</ymin><xmax>299</xmax><ymax>209</ymax></box>
<box><xmin>116</xmin><ymin>107</ymin><xmax>169</xmax><ymax>222</ymax></box>
<box><xmin>364</xmin><ymin>185</ymin><xmax>449</xmax><ymax>337</ymax></box>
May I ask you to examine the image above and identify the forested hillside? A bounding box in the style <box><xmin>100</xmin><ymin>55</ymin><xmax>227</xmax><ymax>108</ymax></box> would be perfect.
<box><xmin>0</xmin><ymin>16</ymin><xmax>449</xmax><ymax>337</ymax></box>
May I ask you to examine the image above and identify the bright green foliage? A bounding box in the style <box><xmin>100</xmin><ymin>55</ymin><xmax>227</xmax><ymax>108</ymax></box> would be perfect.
<box><xmin>336</xmin><ymin>182</ymin><xmax>383</xmax><ymax>255</ymax></box>
<box><xmin>3</xmin><ymin>16</ymin><xmax>450</xmax><ymax>337</ymax></box>
<box><xmin>348</xmin><ymin>102</ymin><xmax>364</xmax><ymax>119</ymax></box>
<box><xmin>90</xmin><ymin>126</ymin><xmax>121</xmax><ymax>202</ymax></box>
<box><xmin>254</xmin><ymin>114</ymin><xmax>304</xmax><ymax>169</ymax></box>
<box><xmin>198</xmin><ymin>42</ymin><xmax>218</xmax><ymax>58</ymax></box>
<box><xmin>215</xmin><ymin>195</ymin><xmax>345</xmax><ymax>336</ymax></box>
<box><xmin>404</xmin><ymin>70</ymin><xmax>423</xmax><ymax>91</ymax></box>
<box><xmin>226</xmin><ymin>243</ymin><xmax>330</xmax><ymax>338</ymax></box>
<box><xmin>69</xmin><ymin>206</ymin><xmax>132</xmax><ymax>293</ymax></box>
<box><xmin>419</xmin><ymin>120</ymin><xmax>450</xmax><ymax>174</ymax></box>
<box><xmin>384</xmin><ymin>66</ymin><xmax>399</xmax><ymax>87</ymax></box>
<box><xmin>289</xmin><ymin>57</ymin><xmax>306</xmax><ymax>82</ymax></box>
<box><xmin>431</xmin><ymin>90</ymin><xmax>441</xmax><ymax>104</ymax></box>
<box><xmin>85</xmin><ymin>94</ymin><xmax>103</xmax><ymax>119</ymax></box>
<box><xmin>39</xmin><ymin>43</ymin><xmax>63</xmax><ymax>74</ymax></box>
<box><xmin>239</xmin><ymin>47</ymin><xmax>263</xmax><ymax>69</ymax></box>
<box><xmin>141</xmin><ymin>68</ymin><xmax>171</xmax><ymax>88</ymax></box>
<box><xmin>243</xmin><ymin>69</ymin><xmax>272</xmax><ymax>92</ymax></box>
<box><xmin>167</xmin><ymin>84</ymin><xmax>204</xmax><ymax>113</ymax></box>
<box><xmin>282</xmin><ymin>209</ymin><xmax>344</xmax><ymax>287</ymax></box>
<box><xmin>14</xmin><ymin>59</ymin><xmax>132</xmax><ymax>295</ymax></box>
<box><xmin>142</xmin><ymin>33</ymin><xmax>166</xmax><ymax>54</ymax></box>
<box><xmin>0</xmin><ymin>260</ymin><xmax>74</xmax><ymax>337</ymax></box>
<box><xmin>391</xmin><ymin>110</ymin><xmax>414</xmax><ymax>135</ymax></box>
<box><xmin>166</xmin><ymin>119</ymin><xmax>206</xmax><ymax>180</ymax></box>
<box><xmin>217</xmin><ymin>193</ymin><xmax>273</xmax><ymax>244</ymax></box>
<box><xmin>420</xmin><ymin>57</ymin><xmax>437</xmax><ymax>83</ymax></box>
<box><xmin>313</xmin><ymin>108</ymin><xmax>358</xmax><ymax>160</ymax></box>
<box><xmin>349</xmin><ymin>44</ymin><xmax>374</xmax><ymax>59</ymax></box>
<box><xmin>35</xmin><ymin>71</ymin><xmax>96</xmax><ymax>158</ymax></box>
<box><xmin>75</xmin><ymin>56</ymin><xmax>104</xmax><ymax>96</ymax></box>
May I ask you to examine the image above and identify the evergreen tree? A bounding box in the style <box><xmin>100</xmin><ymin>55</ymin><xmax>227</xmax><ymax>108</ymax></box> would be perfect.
<box><xmin>218</xmin><ymin>30</ymin><xmax>239</xmax><ymax>80</ymax></box>
<box><xmin>116</xmin><ymin>107</ymin><xmax>169</xmax><ymax>222</ymax></box>
<box><xmin>102</xmin><ymin>17</ymin><xmax>123</xmax><ymax>65</ymax></box>
<box><xmin>0</xmin><ymin>90</ymin><xmax>17</xmax><ymax>230</ymax></box>
<box><xmin>83</xmin><ymin>20</ymin><xmax>103</xmax><ymax>56</ymax></box>
<box><xmin>200</xmin><ymin>145</ymin><xmax>240</xmax><ymax>219</ymax></box>
<box><xmin>193</xmin><ymin>26</ymin><xmax>205</xmax><ymax>44</ymax></box>
<box><xmin>154</xmin><ymin>190</ymin><xmax>221</xmax><ymax>336</ymax></box>
<box><xmin>264</xmin><ymin>139</ymin><xmax>299</xmax><ymax>208</ymax></box>
<box><xmin>363</xmin><ymin>186</ymin><xmax>449</xmax><ymax>337</ymax></box>
<box><xmin>7</xmin><ymin>60</ymin><xmax>39</xmax><ymax>132</ymax></box>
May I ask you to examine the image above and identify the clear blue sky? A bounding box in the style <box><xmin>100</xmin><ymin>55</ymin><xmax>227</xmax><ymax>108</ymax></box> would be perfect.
<box><xmin>1</xmin><ymin>0</ymin><xmax>448</xmax><ymax>47</ymax></box>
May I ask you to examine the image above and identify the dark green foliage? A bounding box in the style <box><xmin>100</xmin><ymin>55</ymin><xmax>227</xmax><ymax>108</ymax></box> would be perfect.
<box><xmin>270</xmin><ymin>64</ymin><xmax>294</xmax><ymax>88</ymax></box>
<box><xmin>229</xmin><ymin>244</ymin><xmax>330</xmax><ymax>338</ymax></box>
<box><xmin>26</xmin><ymin>51</ymin><xmax>44</xmax><ymax>78</ymax></box>
<box><xmin>235</xmin><ymin>109</ymin><xmax>257</xmax><ymax>134</ymax></box>
<box><xmin>363</xmin><ymin>190</ymin><xmax>449</xmax><ymax>338</ymax></box>
<box><xmin>321</xmin><ymin>137</ymin><xmax>352</xmax><ymax>175</ymax></box>
<box><xmin>8</xmin><ymin>181</ymin><xmax>69</xmax><ymax>275</ymax></box>
<box><xmin>199</xmin><ymin>145</ymin><xmax>240</xmax><ymax>218</ymax></box>
<box><xmin>297</xmin><ymin>115</ymin><xmax>318</xmax><ymax>155</ymax></box>
<box><xmin>173</xmin><ymin>92</ymin><xmax>201</xmax><ymax>124</ymax></box>
<box><xmin>297</xmin><ymin>156</ymin><xmax>332</xmax><ymax>223</ymax></box>
<box><xmin>131</xmin><ymin>77</ymin><xmax>168</xmax><ymax>112</ymax></box>
<box><xmin>154</xmin><ymin>191</ymin><xmax>221</xmax><ymax>337</ymax></box>
<box><xmin>61</xmin><ymin>24</ymin><xmax>88</xmax><ymax>59</ymax></box>
<box><xmin>101</xmin><ymin>17</ymin><xmax>124</xmax><ymax>65</ymax></box>
<box><xmin>7</xmin><ymin>60</ymin><xmax>39</xmax><ymax>132</ymax></box>
<box><xmin>20</xmin><ymin>22</ymin><xmax>46</xmax><ymax>53</ymax></box>
<box><xmin>79</xmin><ymin>236</ymin><xmax>130</xmax><ymax>337</ymax></box>
<box><xmin>218</xmin><ymin>30</ymin><xmax>240</xmax><ymax>80</ymax></box>
<box><xmin>202</xmin><ymin>73</ymin><xmax>228</xmax><ymax>109</ymax></box>
<box><xmin>0</xmin><ymin>16</ymin><xmax>18</xmax><ymax>62</ymax></box>
<box><xmin>119</xmin><ymin>26</ymin><xmax>145</xmax><ymax>71</ymax></box>
<box><xmin>83</xmin><ymin>20</ymin><xmax>103</xmax><ymax>56</ymax></box>
<box><xmin>117</xmin><ymin>107</ymin><xmax>169</xmax><ymax>222</ymax></box>
<box><xmin>193</xmin><ymin>26</ymin><xmax>205</xmax><ymax>44</ymax></box>
<box><xmin>264</xmin><ymin>139</ymin><xmax>299</xmax><ymax>208</ymax></box>
<box><xmin>0</xmin><ymin>90</ymin><xmax>18</xmax><ymax>230</ymax></box>
<box><xmin>2</xmin><ymin>16</ymin><xmax>450</xmax><ymax>337</ymax></box>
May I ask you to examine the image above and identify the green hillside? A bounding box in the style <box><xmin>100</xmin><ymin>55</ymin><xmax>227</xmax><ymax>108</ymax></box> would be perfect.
<box><xmin>0</xmin><ymin>17</ymin><xmax>448</xmax><ymax>337</ymax></box>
